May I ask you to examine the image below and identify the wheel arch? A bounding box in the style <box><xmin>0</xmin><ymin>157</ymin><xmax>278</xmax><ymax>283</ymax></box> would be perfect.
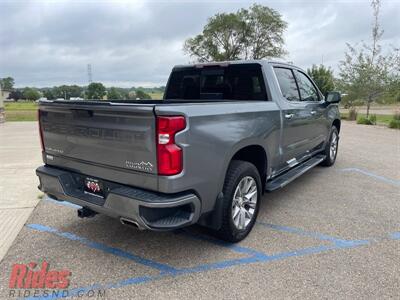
<box><xmin>230</xmin><ymin>145</ymin><xmax>268</xmax><ymax>191</ymax></box>
<box><xmin>198</xmin><ymin>143</ymin><xmax>268</xmax><ymax>230</ymax></box>
<box><xmin>332</xmin><ymin>119</ymin><xmax>341</xmax><ymax>133</ymax></box>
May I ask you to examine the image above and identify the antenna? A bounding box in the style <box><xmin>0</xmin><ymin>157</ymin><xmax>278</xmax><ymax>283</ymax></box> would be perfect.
<box><xmin>87</xmin><ymin>64</ymin><xmax>93</xmax><ymax>84</ymax></box>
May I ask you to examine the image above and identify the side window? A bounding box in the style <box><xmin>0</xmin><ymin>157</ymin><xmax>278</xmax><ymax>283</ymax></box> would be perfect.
<box><xmin>274</xmin><ymin>67</ymin><xmax>300</xmax><ymax>102</ymax></box>
<box><xmin>294</xmin><ymin>71</ymin><xmax>319</xmax><ymax>102</ymax></box>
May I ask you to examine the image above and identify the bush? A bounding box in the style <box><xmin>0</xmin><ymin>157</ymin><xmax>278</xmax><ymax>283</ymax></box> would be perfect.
<box><xmin>348</xmin><ymin>108</ymin><xmax>358</xmax><ymax>121</ymax></box>
<box><xmin>388</xmin><ymin>119</ymin><xmax>400</xmax><ymax>129</ymax></box>
<box><xmin>369</xmin><ymin>114</ymin><xmax>377</xmax><ymax>124</ymax></box>
<box><xmin>388</xmin><ymin>112</ymin><xmax>400</xmax><ymax>129</ymax></box>
<box><xmin>357</xmin><ymin>114</ymin><xmax>376</xmax><ymax>125</ymax></box>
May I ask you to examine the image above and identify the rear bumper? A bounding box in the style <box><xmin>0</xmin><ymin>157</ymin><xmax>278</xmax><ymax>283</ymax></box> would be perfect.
<box><xmin>36</xmin><ymin>165</ymin><xmax>201</xmax><ymax>230</ymax></box>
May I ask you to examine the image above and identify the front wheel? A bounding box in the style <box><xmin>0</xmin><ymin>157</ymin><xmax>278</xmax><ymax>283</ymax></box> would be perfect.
<box><xmin>321</xmin><ymin>126</ymin><xmax>339</xmax><ymax>167</ymax></box>
<box><xmin>214</xmin><ymin>160</ymin><xmax>261</xmax><ymax>242</ymax></box>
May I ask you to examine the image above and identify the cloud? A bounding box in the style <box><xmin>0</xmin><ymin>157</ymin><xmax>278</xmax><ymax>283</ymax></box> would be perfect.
<box><xmin>0</xmin><ymin>0</ymin><xmax>398</xmax><ymax>87</ymax></box>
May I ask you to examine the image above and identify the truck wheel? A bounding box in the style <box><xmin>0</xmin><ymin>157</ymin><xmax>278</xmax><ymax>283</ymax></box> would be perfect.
<box><xmin>321</xmin><ymin>126</ymin><xmax>339</xmax><ymax>167</ymax></box>
<box><xmin>215</xmin><ymin>160</ymin><xmax>261</xmax><ymax>242</ymax></box>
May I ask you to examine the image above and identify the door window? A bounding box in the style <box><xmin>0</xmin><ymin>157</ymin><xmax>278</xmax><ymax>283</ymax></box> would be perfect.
<box><xmin>294</xmin><ymin>71</ymin><xmax>319</xmax><ymax>102</ymax></box>
<box><xmin>273</xmin><ymin>67</ymin><xmax>300</xmax><ymax>102</ymax></box>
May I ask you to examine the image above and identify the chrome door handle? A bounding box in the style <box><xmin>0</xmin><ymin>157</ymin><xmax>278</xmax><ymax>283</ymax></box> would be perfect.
<box><xmin>285</xmin><ymin>113</ymin><xmax>294</xmax><ymax>119</ymax></box>
<box><xmin>310</xmin><ymin>110</ymin><xmax>316</xmax><ymax>115</ymax></box>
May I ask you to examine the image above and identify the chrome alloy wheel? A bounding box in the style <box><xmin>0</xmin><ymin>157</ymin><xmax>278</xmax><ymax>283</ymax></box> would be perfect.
<box><xmin>231</xmin><ymin>176</ymin><xmax>258</xmax><ymax>230</ymax></box>
<box><xmin>330</xmin><ymin>131</ymin><xmax>338</xmax><ymax>161</ymax></box>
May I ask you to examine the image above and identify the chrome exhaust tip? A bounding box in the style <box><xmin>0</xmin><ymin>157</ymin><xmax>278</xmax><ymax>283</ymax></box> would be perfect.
<box><xmin>120</xmin><ymin>217</ymin><xmax>142</xmax><ymax>229</ymax></box>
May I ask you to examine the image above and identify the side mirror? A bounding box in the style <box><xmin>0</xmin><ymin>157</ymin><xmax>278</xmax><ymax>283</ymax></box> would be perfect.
<box><xmin>325</xmin><ymin>91</ymin><xmax>341</xmax><ymax>103</ymax></box>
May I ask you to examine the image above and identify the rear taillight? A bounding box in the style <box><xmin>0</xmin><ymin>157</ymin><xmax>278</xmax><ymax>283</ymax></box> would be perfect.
<box><xmin>156</xmin><ymin>116</ymin><xmax>186</xmax><ymax>176</ymax></box>
<box><xmin>38</xmin><ymin>109</ymin><xmax>44</xmax><ymax>152</ymax></box>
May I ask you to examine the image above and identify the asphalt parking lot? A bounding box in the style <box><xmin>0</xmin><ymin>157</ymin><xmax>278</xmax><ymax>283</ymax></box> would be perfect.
<box><xmin>0</xmin><ymin>121</ymin><xmax>399</xmax><ymax>299</ymax></box>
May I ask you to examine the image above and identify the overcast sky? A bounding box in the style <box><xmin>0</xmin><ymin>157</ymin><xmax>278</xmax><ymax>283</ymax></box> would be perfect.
<box><xmin>1</xmin><ymin>0</ymin><xmax>399</xmax><ymax>88</ymax></box>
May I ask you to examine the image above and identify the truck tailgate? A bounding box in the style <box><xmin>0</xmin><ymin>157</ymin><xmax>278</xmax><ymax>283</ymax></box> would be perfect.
<box><xmin>39</xmin><ymin>102</ymin><xmax>158</xmax><ymax>179</ymax></box>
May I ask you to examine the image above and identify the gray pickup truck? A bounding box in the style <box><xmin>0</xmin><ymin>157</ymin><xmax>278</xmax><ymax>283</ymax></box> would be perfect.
<box><xmin>36</xmin><ymin>60</ymin><xmax>341</xmax><ymax>242</ymax></box>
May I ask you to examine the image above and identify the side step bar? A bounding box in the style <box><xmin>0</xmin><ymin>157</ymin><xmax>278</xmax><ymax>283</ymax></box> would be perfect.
<box><xmin>266</xmin><ymin>155</ymin><xmax>326</xmax><ymax>191</ymax></box>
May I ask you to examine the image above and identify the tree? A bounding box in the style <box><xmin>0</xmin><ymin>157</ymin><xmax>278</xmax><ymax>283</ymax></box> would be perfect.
<box><xmin>307</xmin><ymin>64</ymin><xmax>335</xmax><ymax>95</ymax></box>
<box><xmin>0</xmin><ymin>77</ymin><xmax>15</xmax><ymax>90</ymax></box>
<box><xmin>87</xmin><ymin>82</ymin><xmax>106</xmax><ymax>100</ymax></box>
<box><xmin>23</xmin><ymin>87</ymin><xmax>41</xmax><ymax>101</ymax></box>
<box><xmin>8</xmin><ymin>90</ymin><xmax>23</xmax><ymax>101</ymax></box>
<box><xmin>42</xmin><ymin>89</ymin><xmax>55</xmax><ymax>100</ymax></box>
<box><xmin>184</xmin><ymin>4</ymin><xmax>287</xmax><ymax>62</ymax></box>
<box><xmin>135</xmin><ymin>90</ymin><xmax>151</xmax><ymax>100</ymax></box>
<box><xmin>338</xmin><ymin>0</ymin><xmax>399</xmax><ymax>117</ymax></box>
<box><xmin>107</xmin><ymin>87</ymin><xmax>123</xmax><ymax>100</ymax></box>
<box><xmin>52</xmin><ymin>85</ymin><xmax>83</xmax><ymax>99</ymax></box>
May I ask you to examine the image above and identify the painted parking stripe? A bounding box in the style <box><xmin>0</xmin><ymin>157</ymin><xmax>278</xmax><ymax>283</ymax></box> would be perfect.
<box><xmin>177</xmin><ymin>229</ymin><xmax>267</xmax><ymax>257</ymax></box>
<box><xmin>339</xmin><ymin>168</ymin><xmax>400</xmax><ymax>187</ymax></box>
<box><xmin>26</xmin><ymin>224</ymin><xmax>177</xmax><ymax>274</ymax></box>
<box><xmin>22</xmin><ymin>227</ymin><xmax>399</xmax><ymax>300</ymax></box>
<box><xmin>258</xmin><ymin>222</ymin><xmax>369</xmax><ymax>248</ymax></box>
<box><xmin>389</xmin><ymin>232</ymin><xmax>400</xmax><ymax>240</ymax></box>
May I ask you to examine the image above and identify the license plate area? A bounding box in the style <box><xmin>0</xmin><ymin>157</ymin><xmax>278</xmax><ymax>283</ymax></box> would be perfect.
<box><xmin>84</xmin><ymin>177</ymin><xmax>104</xmax><ymax>198</ymax></box>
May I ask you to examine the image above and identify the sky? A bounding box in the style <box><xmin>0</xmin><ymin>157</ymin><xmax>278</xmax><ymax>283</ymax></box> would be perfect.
<box><xmin>1</xmin><ymin>0</ymin><xmax>399</xmax><ymax>88</ymax></box>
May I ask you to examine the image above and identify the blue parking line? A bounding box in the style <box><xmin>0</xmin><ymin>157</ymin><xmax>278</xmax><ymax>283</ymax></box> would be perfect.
<box><xmin>26</xmin><ymin>224</ymin><xmax>177</xmax><ymax>274</ymax></box>
<box><xmin>24</xmin><ymin>222</ymin><xmax>399</xmax><ymax>300</ymax></box>
<box><xmin>177</xmin><ymin>244</ymin><xmax>332</xmax><ymax>274</ymax></box>
<box><xmin>20</xmin><ymin>241</ymin><xmax>377</xmax><ymax>300</ymax></box>
<box><xmin>19</xmin><ymin>243</ymin><xmax>333</xmax><ymax>300</ymax></box>
<box><xmin>339</xmin><ymin>168</ymin><xmax>400</xmax><ymax>187</ymax></box>
<box><xmin>258</xmin><ymin>222</ymin><xmax>369</xmax><ymax>248</ymax></box>
<box><xmin>389</xmin><ymin>232</ymin><xmax>400</xmax><ymax>240</ymax></box>
<box><xmin>177</xmin><ymin>229</ymin><xmax>267</xmax><ymax>257</ymax></box>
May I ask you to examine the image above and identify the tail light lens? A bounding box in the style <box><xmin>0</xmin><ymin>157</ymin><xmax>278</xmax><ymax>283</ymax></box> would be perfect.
<box><xmin>38</xmin><ymin>109</ymin><xmax>45</xmax><ymax>152</ymax></box>
<box><xmin>156</xmin><ymin>116</ymin><xmax>186</xmax><ymax>175</ymax></box>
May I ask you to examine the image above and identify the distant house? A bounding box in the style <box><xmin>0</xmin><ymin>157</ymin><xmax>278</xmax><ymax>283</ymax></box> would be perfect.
<box><xmin>0</xmin><ymin>88</ymin><xmax>10</xmax><ymax>104</ymax></box>
<box><xmin>0</xmin><ymin>88</ymin><xmax>8</xmax><ymax>123</ymax></box>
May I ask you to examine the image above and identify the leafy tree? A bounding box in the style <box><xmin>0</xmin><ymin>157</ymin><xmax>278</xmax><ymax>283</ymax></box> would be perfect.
<box><xmin>135</xmin><ymin>90</ymin><xmax>151</xmax><ymax>100</ymax></box>
<box><xmin>108</xmin><ymin>87</ymin><xmax>123</xmax><ymax>100</ymax></box>
<box><xmin>52</xmin><ymin>85</ymin><xmax>83</xmax><ymax>99</ymax></box>
<box><xmin>8</xmin><ymin>90</ymin><xmax>23</xmax><ymax>101</ymax></box>
<box><xmin>87</xmin><ymin>82</ymin><xmax>106</xmax><ymax>100</ymax></box>
<box><xmin>307</xmin><ymin>64</ymin><xmax>335</xmax><ymax>95</ymax></box>
<box><xmin>0</xmin><ymin>77</ymin><xmax>14</xmax><ymax>90</ymax></box>
<box><xmin>184</xmin><ymin>4</ymin><xmax>287</xmax><ymax>62</ymax></box>
<box><xmin>42</xmin><ymin>89</ymin><xmax>55</xmax><ymax>100</ymax></box>
<box><xmin>23</xmin><ymin>87</ymin><xmax>41</xmax><ymax>101</ymax></box>
<box><xmin>338</xmin><ymin>0</ymin><xmax>399</xmax><ymax>117</ymax></box>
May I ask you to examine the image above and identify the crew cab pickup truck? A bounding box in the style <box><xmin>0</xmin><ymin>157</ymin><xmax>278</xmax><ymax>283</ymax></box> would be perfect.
<box><xmin>36</xmin><ymin>60</ymin><xmax>341</xmax><ymax>242</ymax></box>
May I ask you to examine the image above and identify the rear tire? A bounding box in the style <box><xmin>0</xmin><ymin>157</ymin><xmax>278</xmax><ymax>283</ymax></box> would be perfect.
<box><xmin>214</xmin><ymin>160</ymin><xmax>261</xmax><ymax>242</ymax></box>
<box><xmin>321</xmin><ymin>126</ymin><xmax>339</xmax><ymax>167</ymax></box>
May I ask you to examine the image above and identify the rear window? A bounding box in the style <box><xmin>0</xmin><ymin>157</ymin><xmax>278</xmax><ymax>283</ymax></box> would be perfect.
<box><xmin>165</xmin><ymin>64</ymin><xmax>267</xmax><ymax>101</ymax></box>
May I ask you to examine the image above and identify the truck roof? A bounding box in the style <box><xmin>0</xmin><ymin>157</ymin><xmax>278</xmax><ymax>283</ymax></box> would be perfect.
<box><xmin>173</xmin><ymin>59</ymin><xmax>296</xmax><ymax>69</ymax></box>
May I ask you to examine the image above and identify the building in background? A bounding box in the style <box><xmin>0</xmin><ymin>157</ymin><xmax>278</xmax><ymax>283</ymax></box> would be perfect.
<box><xmin>0</xmin><ymin>87</ymin><xmax>9</xmax><ymax>123</ymax></box>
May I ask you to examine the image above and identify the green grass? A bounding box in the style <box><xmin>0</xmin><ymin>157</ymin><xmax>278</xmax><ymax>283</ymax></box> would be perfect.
<box><xmin>5</xmin><ymin>102</ymin><xmax>38</xmax><ymax>111</ymax></box>
<box><xmin>148</xmin><ymin>92</ymin><xmax>164</xmax><ymax>100</ymax></box>
<box><xmin>341</xmin><ymin>112</ymin><xmax>393</xmax><ymax>126</ymax></box>
<box><xmin>5</xmin><ymin>111</ymin><xmax>37</xmax><ymax>121</ymax></box>
<box><xmin>4</xmin><ymin>101</ymin><xmax>38</xmax><ymax>121</ymax></box>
